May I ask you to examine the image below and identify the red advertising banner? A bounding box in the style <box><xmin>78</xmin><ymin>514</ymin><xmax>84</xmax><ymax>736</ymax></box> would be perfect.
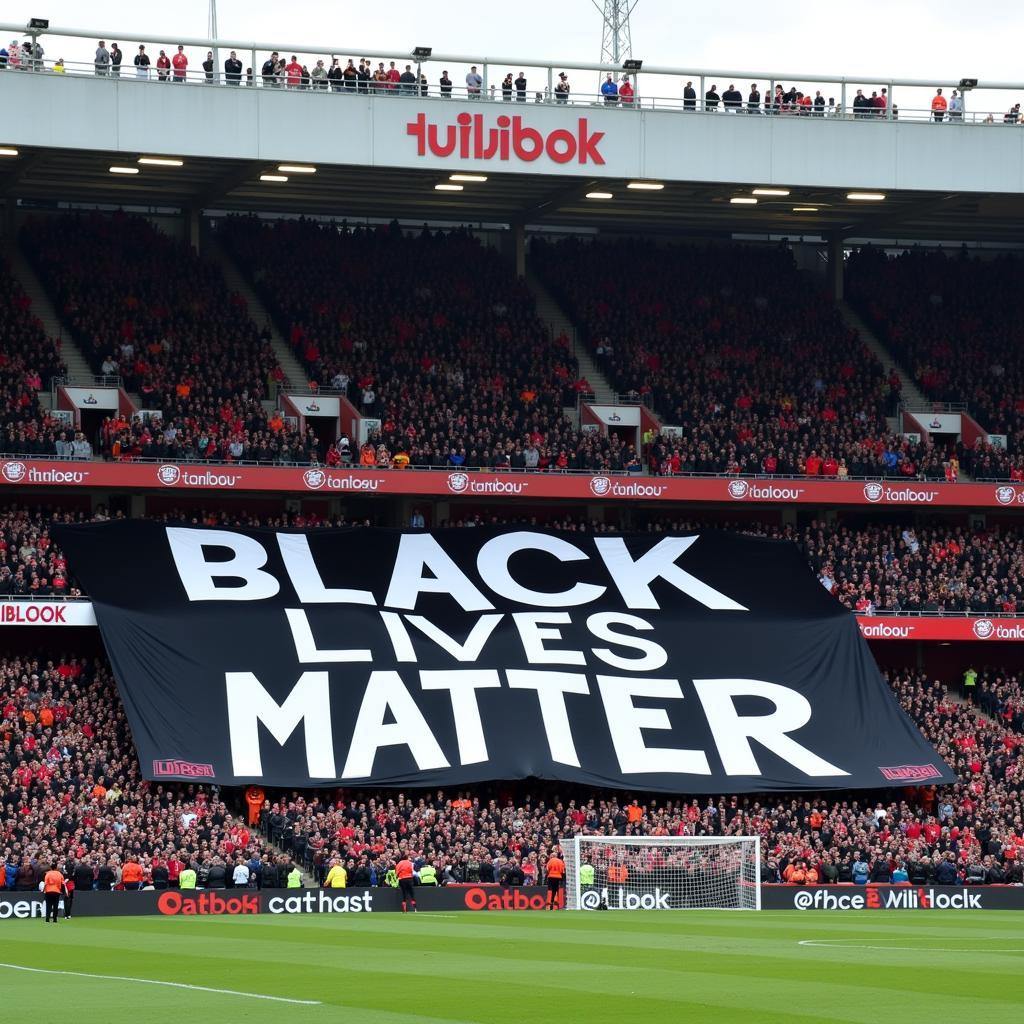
<box><xmin>858</xmin><ymin>616</ymin><xmax>1024</xmax><ymax>641</ymax></box>
<box><xmin>5</xmin><ymin>458</ymin><xmax>1024</xmax><ymax>508</ymax></box>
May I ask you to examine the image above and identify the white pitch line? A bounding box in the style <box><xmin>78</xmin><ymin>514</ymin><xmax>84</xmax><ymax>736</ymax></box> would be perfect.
<box><xmin>798</xmin><ymin>940</ymin><xmax>1024</xmax><ymax>953</ymax></box>
<box><xmin>0</xmin><ymin>962</ymin><xmax>321</xmax><ymax>1005</ymax></box>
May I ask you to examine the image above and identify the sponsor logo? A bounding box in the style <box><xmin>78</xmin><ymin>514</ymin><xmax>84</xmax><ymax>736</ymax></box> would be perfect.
<box><xmin>580</xmin><ymin>887</ymin><xmax>671</xmax><ymax>911</ymax></box>
<box><xmin>447</xmin><ymin>472</ymin><xmax>470</xmax><ymax>494</ymax></box>
<box><xmin>447</xmin><ymin>472</ymin><xmax>526</xmax><ymax>495</ymax></box>
<box><xmin>266</xmin><ymin>891</ymin><xmax>373</xmax><ymax>914</ymax></box>
<box><xmin>19</xmin><ymin>466</ymin><xmax>90</xmax><ymax>485</ymax></box>
<box><xmin>304</xmin><ymin>401</ymin><xmax>320</xmax><ymax>413</ymax></box>
<box><xmin>607</xmin><ymin>413</ymin><xmax>622</xmax><ymax>422</ymax></box>
<box><xmin>303</xmin><ymin>469</ymin><xmax>326</xmax><ymax>490</ymax></box>
<box><xmin>972</xmin><ymin>619</ymin><xmax>995</xmax><ymax>640</ymax></box>
<box><xmin>590</xmin><ymin>476</ymin><xmax>612</xmax><ymax>497</ymax></box>
<box><xmin>152</xmin><ymin>759</ymin><xmax>215</xmax><ymax>778</ymax></box>
<box><xmin>463</xmin><ymin>886</ymin><xmax>563</xmax><ymax>911</ymax></box>
<box><xmin>0</xmin><ymin>897</ymin><xmax>44</xmax><ymax>919</ymax></box>
<box><xmin>793</xmin><ymin>887</ymin><xmax>982</xmax><ymax>911</ymax></box>
<box><xmin>82</xmin><ymin>394</ymin><xmax>98</xmax><ymax>405</ymax></box>
<box><xmin>970</xmin><ymin>619</ymin><xmax>1024</xmax><ymax>641</ymax></box>
<box><xmin>729</xmin><ymin>480</ymin><xmax>804</xmax><ymax>501</ymax></box>
<box><xmin>2</xmin><ymin>462</ymin><xmax>27</xmax><ymax>483</ymax></box>
<box><xmin>928</xmin><ymin>418</ymin><xmax>943</xmax><ymax>430</ymax></box>
<box><xmin>859</xmin><ymin>622</ymin><xmax>914</xmax><ymax>639</ymax></box>
<box><xmin>407</xmin><ymin>112</ymin><xmax>605</xmax><ymax>165</ymax></box>
<box><xmin>157</xmin><ymin>891</ymin><xmax>259</xmax><ymax>916</ymax></box>
<box><xmin>158</xmin><ymin>467</ymin><xmax>242</xmax><ymax>489</ymax></box>
<box><xmin>862</xmin><ymin>484</ymin><xmax>940</xmax><ymax>504</ymax></box>
<box><xmin>878</xmin><ymin>763</ymin><xmax>942</xmax><ymax>782</ymax></box>
<box><xmin>0</xmin><ymin>604</ymin><xmax>68</xmax><ymax>624</ymax></box>
<box><xmin>995</xmin><ymin>486</ymin><xmax>1018</xmax><ymax>506</ymax></box>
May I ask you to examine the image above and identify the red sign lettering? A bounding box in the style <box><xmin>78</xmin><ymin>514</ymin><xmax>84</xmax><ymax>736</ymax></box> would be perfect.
<box><xmin>406</xmin><ymin>113</ymin><xmax>605</xmax><ymax>165</ymax></box>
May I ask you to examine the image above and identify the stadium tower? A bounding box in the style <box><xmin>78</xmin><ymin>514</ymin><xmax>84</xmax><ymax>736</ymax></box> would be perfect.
<box><xmin>595</xmin><ymin>0</ymin><xmax>638</xmax><ymax>64</ymax></box>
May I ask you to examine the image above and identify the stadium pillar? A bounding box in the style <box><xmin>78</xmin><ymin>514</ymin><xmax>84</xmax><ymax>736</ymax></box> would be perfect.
<box><xmin>827</xmin><ymin>235</ymin><xmax>844</xmax><ymax>300</ymax></box>
<box><xmin>188</xmin><ymin>207</ymin><xmax>201</xmax><ymax>255</ymax></box>
<box><xmin>503</xmin><ymin>223</ymin><xmax>526</xmax><ymax>278</ymax></box>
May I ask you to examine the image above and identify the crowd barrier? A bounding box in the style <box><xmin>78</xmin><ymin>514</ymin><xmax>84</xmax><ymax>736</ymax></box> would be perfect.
<box><xmin>3</xmin><ymin>884</ymin><xmax>1023</xmax><ymax>919</ymax></box>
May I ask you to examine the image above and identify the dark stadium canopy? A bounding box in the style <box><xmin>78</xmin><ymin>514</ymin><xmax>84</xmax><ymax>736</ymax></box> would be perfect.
<box><xmin>4</xmin><ymin>145</ymin><xmax>1024</xmax><ymax>242</ymax></box>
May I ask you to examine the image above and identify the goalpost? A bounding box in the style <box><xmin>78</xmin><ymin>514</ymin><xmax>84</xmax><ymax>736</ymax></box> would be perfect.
<box><xmin>561</xmin><ymin>835</ymin><xmax>761</xmax><ymax>911</ymax></box>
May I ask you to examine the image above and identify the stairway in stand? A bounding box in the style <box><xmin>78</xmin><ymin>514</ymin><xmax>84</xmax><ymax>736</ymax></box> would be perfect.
<box><xmin>8</xmin><ymin>241</ymin><xmax>94</xmax><ymax>383</ymax></box>
<box><xmin>525</xmin><ymin>270</ymin><xmax>617</xmax><ymax>420</ymax></box>
<box><xmin>205</xmin><ymin>233</ymin><xmax>310</xmax><ymax>393</ymax></box>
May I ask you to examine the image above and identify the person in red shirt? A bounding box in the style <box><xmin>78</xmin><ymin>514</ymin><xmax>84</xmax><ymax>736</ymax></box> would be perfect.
<box><xmin>395</xmin><ymin>856</ymin><xmax>416</xmax><ymax>912</ymax></box>
<box><xmin>545</xmin><ymin>847</ymin><xmax>565</xmax><ymax>909</ymax></box>
<box><xmin>285</xmin><ymin>56</ymin><xmax>303</xmax><ymax>87</ymax></box>
<box><xmin>171</xmin><ymin>44</ymin><xmax>188</xmax><ymax>82</ymax></box>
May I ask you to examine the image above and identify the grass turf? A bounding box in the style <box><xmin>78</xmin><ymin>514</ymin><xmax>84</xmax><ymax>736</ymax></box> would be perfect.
<box><xmin>1</xmin><ymin>910</ymin><xmax>1022</xmax><ymax>1023</ymax></box>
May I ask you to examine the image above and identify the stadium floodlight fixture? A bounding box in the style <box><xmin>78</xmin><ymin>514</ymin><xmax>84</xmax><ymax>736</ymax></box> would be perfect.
<box><xmin>138</xmin><ymin>156</ymin><xmax>184</xmax><ymax>167</ymax></box>
<box><xmin>260</xmin><ymin>174</ymin><xmax>288</xmax><ymax>182</ymax></box>
<box><xmin>278</xmin><ymin>164</ymin><xmax>317</xmax><ymax>174</ymax></box>
<box><xmin>792</xmin><ymin>206</ymin><xmax>819</xmax><ymax>212</ymax></box>
<box><xmin>434</xmin><ymin>183</ymin><xmax>463</xmax><ymax>191</ymax></box>
<box><xmin>412</xmin><ymin>47</ymin><xmax>432</xmax><ymax>60</ymax></box>
<box><xmin>109</xmin><ymin>165</ymin><xmax>140</xmax><ymax>174</ymax></box>
<box><xmin>752</xmin><ymin>188</ymin><xmax>790</xmax><ymax>197</ymax></box>
<box><xmin>585</xmin><ymin>191</ymin><xmax>613</xmax><ymax>199</ymax></box>
<box><xmin>27</xmin><ymin>18</ymin><xmax>49</xmax><ymax>30</ymax></box>
<box><xmin>730</xmin><ymin>196</ymin><xmax>757</xmax><ymax>204</ymax></box>
<box><xmin>627</xmin><ymin>181</ymin><xmax>664</xmax><ymax>190</ymax></box>
<box><xmin>623</xmin><ymin>59</ymin><xmax>643</xmax><ymax>71</ymax></box>
<box><xmin>0</xmin><ymin>147</ymin><xmax>19</xmax><ymax>157</ymax></box>
<box><xmin>847</xmin><ymin>191</ymin><xmax>885</xmax><ymax>201</ymax></box>
<box><xmin>959</xmin><ymin>78</ymin><xmax>978</xmax><ymax>90</ymax></box>
<box><xmin>449</xmin><ymin>174</ymin><xmax>487</xmax><ymax>182</ymax></box>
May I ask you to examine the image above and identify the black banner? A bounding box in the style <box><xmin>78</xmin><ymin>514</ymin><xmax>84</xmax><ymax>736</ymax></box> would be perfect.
<box><xmin>56</xmin><ymin>523</ymin><xmax>954</xmax><ymax>791</ymax></box>
<box><xmin>761</xmin><ymin>884</ymin><xmax>1024</xmax><ymax>911</ymax></box>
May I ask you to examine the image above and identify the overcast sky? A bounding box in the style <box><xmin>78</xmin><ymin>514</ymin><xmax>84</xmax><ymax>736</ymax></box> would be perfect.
<box><xmin>4</xmin><ymin>1</ymin><xmax>1024</xmax><ymax>112</ymax></box>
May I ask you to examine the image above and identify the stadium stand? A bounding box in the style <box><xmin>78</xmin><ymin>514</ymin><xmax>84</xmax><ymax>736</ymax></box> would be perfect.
<box><xmin>0</xmin><ymin>256</ymin><xmax>66</xmax><ymax>459</ymax></box>
<box><xmin>18</xmin><ymin>212</ymin><xmax>325</xmax><ymax>465</ymax></box>
<box><xmin>846</xmin><ymin>247</ymin><xmax>1020</xmax><ymax>480</ymax></box>
<box><xmin>218</xmin><ymin>217</ymin><xmax>628</xmax><ymax>472</ymax></box>
<box><xmin>531</xmin><ymin>237</ymin><xmax>956</xmax><ymax>480</ymax></box>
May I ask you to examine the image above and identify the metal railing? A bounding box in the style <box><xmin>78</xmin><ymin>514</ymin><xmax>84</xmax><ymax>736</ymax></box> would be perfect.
<box><xmin>2</xmin><ymin>24</ymin><xmax>1024</xmax><ymax>126</ymax></box>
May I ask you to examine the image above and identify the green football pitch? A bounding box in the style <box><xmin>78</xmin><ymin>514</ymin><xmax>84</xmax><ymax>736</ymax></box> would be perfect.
<box><xmin>1</xmin><ymin>910</ymin><xmax>1022</xmax><ymax>1023</ymax></box>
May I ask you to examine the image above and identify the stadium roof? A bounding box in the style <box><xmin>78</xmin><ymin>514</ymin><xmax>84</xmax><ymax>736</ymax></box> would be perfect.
<box><xmin>7</xmin><ymin>147</ymin><xmax>1024</xmax><ymax>243</ymax></box>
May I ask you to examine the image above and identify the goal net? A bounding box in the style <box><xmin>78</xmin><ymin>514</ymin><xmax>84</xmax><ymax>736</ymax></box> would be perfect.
<box><xmin>561</xmin><ymin>835</ymin><xmax>760</xmax><ymax>911</ymax></box>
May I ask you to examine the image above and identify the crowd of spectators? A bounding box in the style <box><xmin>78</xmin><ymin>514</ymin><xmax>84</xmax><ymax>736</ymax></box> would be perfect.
<box><xmin>220</xmin><ymin>218</ymin><xmax>628</xmax><ymax>472</ymax></box>
<box><xmin>532</xmin><ymin>237</ymin><xmax>959</xmax><ymax>480</ymax></box>
<box><xmin>847</xmin><ymin>247</ymin><xmax>1024</xmax><ymax>481</ymax></box>
<box><xmin>0</xmin><ymin>257</ymin><xmax>67</xmax><ymax>459</ymax></box>
<box><xmin>16</xmin><ymin>212</ymin><xmax>322</xmax><ymax>464</ymax></box>
<box><xmin>3</xmin><ymin>643</ymin><xmax>1022</xmax><ymax>892</ymax></box>
<box><xmin>0</xmin><ymin>653</ymin><xmax>298</xmax><ymax>893</ymax></box>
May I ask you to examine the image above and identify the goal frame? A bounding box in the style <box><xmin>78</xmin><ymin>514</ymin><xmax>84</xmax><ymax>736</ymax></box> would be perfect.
<box><xmin>562</xmin><ymin>834</ymin><xmax>761</xmax><ymax>911</ymax></box>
